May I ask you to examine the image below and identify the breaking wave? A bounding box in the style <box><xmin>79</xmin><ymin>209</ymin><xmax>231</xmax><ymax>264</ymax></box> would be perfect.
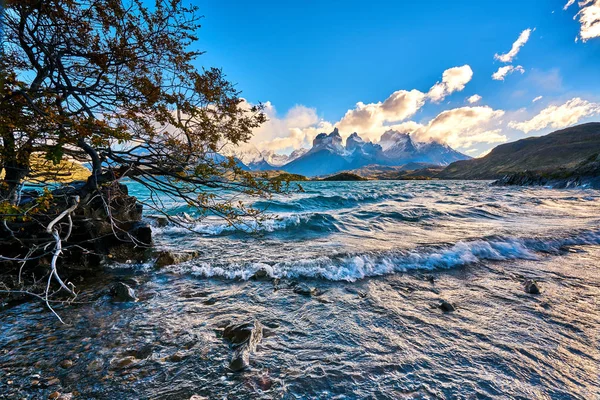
<box><xmin>167</xmin><ymin>229</ymin><xmax>600</xmax><ymax>281</ymax></box>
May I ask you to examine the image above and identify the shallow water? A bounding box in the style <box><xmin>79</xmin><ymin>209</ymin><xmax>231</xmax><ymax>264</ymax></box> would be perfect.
<box><xmin>1</xmin><ymin>181</ymin><xmax>600</xmax><ymax>399</ymax></box>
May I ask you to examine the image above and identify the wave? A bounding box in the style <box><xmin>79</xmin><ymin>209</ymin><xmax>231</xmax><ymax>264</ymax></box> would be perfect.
<box><xmin>154</xmin><ymin>212</ymin><xmax>340</xmax><ymax>236</ymax></box>
<box><xmin>168</xmin><ymin>229</ymin><xmax>600</xmax><ymax>281</ymax></box>
<box><xmin>252</xmin><ymin>192</ymin><xmax>410</xmax><ymax>212</ymax></box>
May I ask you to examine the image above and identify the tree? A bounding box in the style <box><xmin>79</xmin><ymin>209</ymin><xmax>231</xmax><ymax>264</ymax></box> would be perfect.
<box><xmin>0</xmin><ymin>0</ymin><xmax>285</xmax><ymax>318</ymax></box>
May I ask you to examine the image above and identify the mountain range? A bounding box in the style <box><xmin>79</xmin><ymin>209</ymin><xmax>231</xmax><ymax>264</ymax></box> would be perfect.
<box><xmin>243</xmin><ymin>128</ymin><xmax>469</xmax><ymax>177</ymax></box>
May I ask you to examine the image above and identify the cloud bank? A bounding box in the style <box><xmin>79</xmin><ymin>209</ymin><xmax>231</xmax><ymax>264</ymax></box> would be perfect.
<box><xmin>509</xmin><ymin>97</ymin><xmax>600</xmax><ymax>133</ymax></box>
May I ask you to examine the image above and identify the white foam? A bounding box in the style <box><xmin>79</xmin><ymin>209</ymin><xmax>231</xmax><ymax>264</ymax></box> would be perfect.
<box><xmin>161</xmin><ymin>232</ymin><xmax>600</xmax><ymax>282</ymax></box>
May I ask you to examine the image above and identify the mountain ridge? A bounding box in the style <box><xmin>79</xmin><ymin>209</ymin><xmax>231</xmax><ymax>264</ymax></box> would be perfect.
<box><xmin>438</xmin><ymin>122</ymin><xmax>600</xmax><ymax>179</ymax></box>
<box><xmin>249</xmin><ymin>128</ymin><xmax>469</xmax><ymax>177</ymax></box>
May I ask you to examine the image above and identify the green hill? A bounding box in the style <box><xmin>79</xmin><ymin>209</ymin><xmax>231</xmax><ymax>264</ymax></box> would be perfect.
<box><xmin>438</xmin><ymin>122</ymin><xmax>600</xmax><ymax>179</ymax></box>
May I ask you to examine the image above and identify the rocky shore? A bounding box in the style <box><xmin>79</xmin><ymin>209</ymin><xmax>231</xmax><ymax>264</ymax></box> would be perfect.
<box><xmin>492</xmin><ymin>153</ymin><xmax>600</xmax><ymax>189</ymax></box>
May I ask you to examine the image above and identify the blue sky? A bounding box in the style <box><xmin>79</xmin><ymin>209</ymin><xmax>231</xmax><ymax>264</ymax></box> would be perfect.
<box><xmin>194</xmin><ymin>0</ymin><xmax>600</xmax><ymax>156</ymax></box>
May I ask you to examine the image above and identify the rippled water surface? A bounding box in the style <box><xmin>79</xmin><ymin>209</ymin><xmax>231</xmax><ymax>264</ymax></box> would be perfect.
<box><xmin>1</xmin><ymin>181</ymin><xmax>600</xmax><ymax>399</ymax></box>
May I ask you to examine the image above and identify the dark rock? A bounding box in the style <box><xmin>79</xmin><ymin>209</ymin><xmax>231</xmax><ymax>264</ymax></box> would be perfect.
<box><xmin>438</xmin><ymin>300</ymin><xmax>456</xmax><ymax>312</ymax></box>
<box><xmin>129</xmin><ymin>344</ymin><xmax>153</xmax><ymax>359</ymax></box>
<box><xmin>524</xmin><ymin>279</ymin><xmax>540</xmax><ymax>294</ymax></box>
<box><xmin>154</xmin><ymin>250</ymin><xmax>199</xmax><ymax>268</ymax></box>
<box><xmin>147</xmin><ymin>215</ymin><xmax>169</xmax><ymax>227</ymax></box>
<box><xmin>251</xmin><ymin>268</ymin><xmax>270</xmax><ymax>280</ymax></box>
<box><xmin>59</xmin><ymin>359</ymin><xmax>73</xmax><ymax>369</ymax></box>
<box><xmin>111</xmin><ymin>282</ymin><xmax>138</xmax><ymax>302</ymax></box>
<box><xmin>425</xmin><ymin>274</ymin><xmax>435</xmax><ymax>284</ymax></box>
<box><xmin>131</xmin><ymin>222</ymin><xmax>152</xmax><ymax>245</ymax></box>
<box><xmin>293</xmin><ymin>283</ymin><xmax>316</xmax><ymax>296</ymax></box>
<box><xmin>109</xmin><ymin>356</ymin><xmax>137</xmax><ymax>369</ymax></box>
<box><xmin>345</xmin><ymin>287</ymin><xmax>367</xmax><ymax>298</ymax></box>
<box><xmin>223</xmin><ymin>321</ymin><xmax>263</xmax><ymax>371</ymax></box>
<box><xmin>168</xmin><ymin>351</ymin><xmax>186</xmax><ymax>362</ymax></box>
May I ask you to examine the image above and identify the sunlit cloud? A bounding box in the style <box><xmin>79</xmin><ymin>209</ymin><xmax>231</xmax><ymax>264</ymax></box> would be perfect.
<box><xmin>492</xmin><ymin>65</ymin><xmax>525</xmax><ymax>81</ymax></box>
<box><xmin>532</xmin><ymin>96</ymin><xmax>543</xmax><ymax>103</ymax></box>
<box><xmin>467</xmin><ymin>94</ymin><xmax>482</xmax><ymax>104</ymax></box>
<box><xmin>508</xmin><ymin>97</ymin><xmax>600</xmax><ymax>133</ymax></box>
<box><xmin>572</xmin><ymin>0</ymin><xmax>600</xmax><ymax>42</ymax></box>
<box><xmin>427</xmin><ymin>65</ymin><xmax>474</xmax><ymax>102</ymax></box>
<box><xmin>494</xmin><ymin>29</ymin><xmax>532</xmax><ymax>63</ymax></box>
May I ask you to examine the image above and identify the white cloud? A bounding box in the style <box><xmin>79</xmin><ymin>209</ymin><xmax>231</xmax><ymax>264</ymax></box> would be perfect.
<box><xmin>389</xmin><ymin>106</ymin><xmax>507</xmax><ymax>149</ymax></box>
<box><xmin>573</xmin><ymin>0</ymin><xmax>600</xmax><ymax>42</ymax></box>
<box><xmin>492</xmin><ymin>65</ymin><xmax>525</xmax><ymax>81</ymax></box>
<box><xmin>564</xmin><ymin>0</ymin><xmax>576</xmax><ymax>10</ymax></box>
<box><xmin>427</xmin><ymin>65</ymin><xmax>474</xmax><ymax>102</ymax></box>
<box><xmin>532</xmin><ymin>96</ymin><xmax>543</xmax><ymax>103</ymax></box>
<box><xmin>508</xmin><ymin>97</ymin><xmax>600</xmax><ymax>133</ymax></box>
<box><xmin>467</xmin><ymin>94</ymin><xmax>482</xmax><ymax>104</ymax></box>
<box><xmin>336</xmin><ymin>89</ymin><xmax>427</xmax><ymax>136</ymax></box>
<box><xmin>494</xmin><ymin>29</ymin><xmax>532</xmax><ymax>63</ymax></box>
<box><xmin>244</xmin><ymin>102</ymin><xmax>324</xmax><ymax>151</ymax></box>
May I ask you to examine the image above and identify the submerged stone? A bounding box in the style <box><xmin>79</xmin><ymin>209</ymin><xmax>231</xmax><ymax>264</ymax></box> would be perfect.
<box><xmin>111</xmin><ymin>282</ymin><xmax>138</xmax><ymax>302</ymax></box>
<box><xmin>438</xmin><ymin>300</ymin><xmax>456</xmax><ymax>312</ymax></box>
<box><xmin>293</xmin><ymin>283</ymin><xmax>316</xmax><ymax>296</ymax></box>
<box><xmin>524</xmin><ymin>279</ymin><xmax>541</xmax><ymax>294</ymax></box>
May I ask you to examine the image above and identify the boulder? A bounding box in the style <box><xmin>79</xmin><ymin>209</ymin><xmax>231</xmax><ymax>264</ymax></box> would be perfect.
<box><xmin>293</xmin><ymin>283</ymin><xmax>316</xmax><ymax>296</ymax></box>
<box><xmin>524</xmin><ymin>279</ymin><xmax>540</xmax><ymax>294</ymax></box>
<box><xmin>154</xmin><ymin>250</ymin><xmax>199</xmax><ymax>268</ymax></box>
<box><xmin>146</xmin><ymin>215</ymin><xmax>169</xmax><ymax>227</ymax></box>
<box><xmin>223</xmin><ymin>321</ymin><xmax>263</xmax><ymax>371</ymax></box>
<box><xmin>111</xmin><ymin>282</ymin><xmax>138</xmax><ymax>302</ymax></box>
<box><xmin>131</xmin><ymin>222</ymin><xmax>152</xmax><ymax>245</ymax></box>
<box><xmin>438</xmin><ymin>300</ymin><xmax>456</xmax><ymax>312</ymax></box>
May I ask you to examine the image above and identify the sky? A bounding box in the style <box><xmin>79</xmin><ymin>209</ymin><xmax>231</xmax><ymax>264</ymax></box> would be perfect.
<box><xmin>194</xmin><ymin>0</ymin><xmax>600</xmax><ymax>157</ymax></box>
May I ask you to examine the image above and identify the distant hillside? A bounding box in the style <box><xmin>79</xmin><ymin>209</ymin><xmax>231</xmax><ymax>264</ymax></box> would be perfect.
<box><xmin>320</xmin><ymin>172</ymin><xmax>367</xmax><ymax>181</ymax></box>
<box><xmin>0</xmin><ymin>154</ymin><xmax>91</xmax><ymax>183</ymax></box>
<box><xmin>344</xmin><ymin>164</ymin><xmax>443</xmax><ymax>180</ymax></box>
<box><xmin>438</xmin><ymin>123</ymin><xmax>600</xmax><ymax>179</ymax></box>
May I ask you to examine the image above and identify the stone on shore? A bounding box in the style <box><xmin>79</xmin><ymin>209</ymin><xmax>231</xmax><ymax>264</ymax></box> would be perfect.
<box><xmin>222</xmin><ymin>321</ymin><xmax>263</xmax><ymax>371</ymax></box>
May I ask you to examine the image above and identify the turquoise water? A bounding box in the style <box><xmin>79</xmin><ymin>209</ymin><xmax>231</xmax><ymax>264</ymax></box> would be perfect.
<box><xmin>1</xmin><ymin>180</ymin><xmax>600</xmax><ymax>399</ymax></box>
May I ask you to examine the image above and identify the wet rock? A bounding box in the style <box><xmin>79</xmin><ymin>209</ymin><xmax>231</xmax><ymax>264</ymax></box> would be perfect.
<box><xmin>293</xmin><ymin>283</ymin><xmax>316</xmax><ymax>296</ymax></box>
<box><xmin>154</xmin><ymin>250</ymin><xmax>199</xmax><ymax>268</ymax></box>
<box><xmin>147</xmin><ymin>215</ymin><xmax>169</xmax><ymax>227</ymax></box>
<box><xmin>48</xmin><ymin>392</ymin><xmax>60</xmax><ymax>400</ymax></box>
<box><xmin>46</xmin><ymin>378</ymin><xmax>60</xmax><ymax>386</ymax></box>
<box><xmin>110</xmin><ymin>356</ymin><xmax>137</xmax><ymax>369</ymax></box>
<box><xmin>111</xmin><ymin>282</ymin><xmax>138</xmax><ymax>302</ymax></box>
<box><xmin>168</xmin><ymin>351</ymin><xmax>186</xmax><ymax>362</ymax></box>
<box><xmin>250</xmin><ymin>268</ymin><xmax>270</xmax><ymax>280</ymax></box>
<box><xmin>128</xmin><ymin>344</ymin><xmax>153</xmax><ymax>359</ymax></box>
<box><xmin>345</xmin><ymin>287</ymin><xmax>367</xmax><ymax>298</ymax></box>
<box><xmin>59</xmin><ymin>359</ymin><xmax>73</xmax><ymax>369</ymax></box>
<box><xmin>131</xmin><ymin>222</ymin><xmax>152</xmax><ymax>245</ymax></box>
<box><xmin>425</xmin><ymin>274</ymin><xmax>435</xmax><ymax>284</ymax></box>
<box><xmin>86</xmin><ymin>359</ymin><xmax>103</xmax><ymax>372</ymax></box>
<box><xmin>57</xmin><ymin>394</ymin><xmax>72</xmax><ymax>400</ymax></box>
<box><xmin>524</xmin><ymin>279</ymin><xmax>541</xmax><ymax>294</ymax></box>
<box><xmin>189</xmin><ymin>396</ymin><xmax>208</xmax><ymax>400</ymax></box>
<box><xmin>223</xmin><ymin>321</ymin><xmax>263</xmax><ymax>371</ymax></box>
<box><xmin>438</xmin><ymin>300</ymin><xmax>456</xmax><ymax>312</ymax></box>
